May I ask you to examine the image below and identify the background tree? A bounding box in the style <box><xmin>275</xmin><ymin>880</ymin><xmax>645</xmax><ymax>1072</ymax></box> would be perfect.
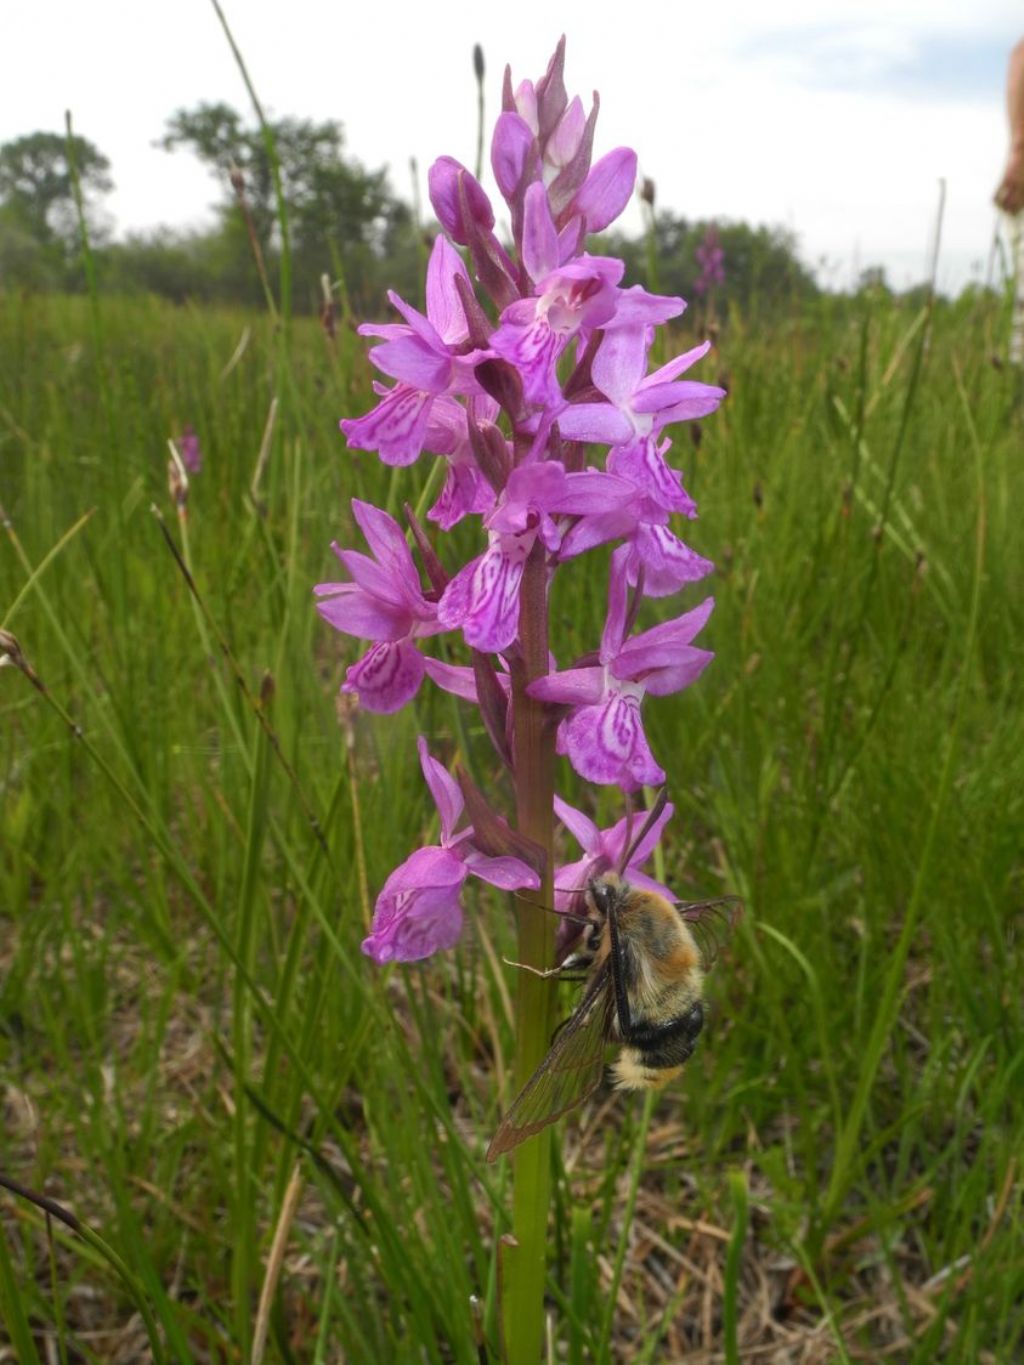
<box><xmin>159</xmin><ymin>103</ymin><xmax>421</xmax><ymax>311</ymax></box>
<box><xmin>0</xmin><ymin>131</ymin><xmax>112</xmax><ymax>287</ymax></box>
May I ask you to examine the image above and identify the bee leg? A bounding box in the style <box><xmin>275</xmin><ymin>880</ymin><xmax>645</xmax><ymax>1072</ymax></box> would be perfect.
<box><xmin>500</xmin><ymin>958</ymin><xmax>566</xmax><ymax>978</ymax></box>
<box><xmin>501</xmin><ymin>957</ymin><xmax>593</xmax><ymax>979</ymax></box>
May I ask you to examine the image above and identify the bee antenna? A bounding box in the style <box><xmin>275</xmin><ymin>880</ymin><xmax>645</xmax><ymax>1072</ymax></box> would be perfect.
<box><xmin>510</xmin><ymin>889</ymin><xmax>592</xmax><ymax>926</ymax></box>
<box><xmin>619</xmin><ymin>786</ymin><xmax>668</xmax><ymax>872</ymax></box>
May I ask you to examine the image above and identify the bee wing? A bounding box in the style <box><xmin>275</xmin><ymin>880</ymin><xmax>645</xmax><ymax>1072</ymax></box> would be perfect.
<box><xmin>676</xmin><ymin>896</ymin><xmax>743</xmax><ymax>971</ymax></box>
<box><xmin>486</xmin><ymin>965</ymin><xmax>613</xmax><ymax>1161</ymax></box>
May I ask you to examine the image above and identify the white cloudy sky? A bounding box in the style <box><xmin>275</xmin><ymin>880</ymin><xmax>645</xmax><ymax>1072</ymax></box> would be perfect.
<box><xmin>4</xmin><ymin>0</ymin><xmax>1022</xmax><ymax>292</ymax></box>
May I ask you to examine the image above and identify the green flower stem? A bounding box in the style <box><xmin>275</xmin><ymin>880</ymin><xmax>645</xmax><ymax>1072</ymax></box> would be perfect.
<box><xmin>501</xmin><ymin>541</ymin><xmax>557</xmax><ymax>1362</ymax></box>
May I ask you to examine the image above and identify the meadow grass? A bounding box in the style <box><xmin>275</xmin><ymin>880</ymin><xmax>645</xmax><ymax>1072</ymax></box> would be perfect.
<box><xmin>1</xmin><ymin>285</ymin><xmax>1022</xmax><ymax>1362</ymax></box>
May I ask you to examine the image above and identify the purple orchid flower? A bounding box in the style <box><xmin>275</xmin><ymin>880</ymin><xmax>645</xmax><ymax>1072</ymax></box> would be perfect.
<box><xmin>424</xmin><ymin>395</ymin><xmax>502</xmax><ymax>530</ymax></box>
<box><xmin>178</xmin><ymin>425</ymin><xmax>202</xmax><ymax>474</ymax></box>
<box><xmin>314</xmin><ymin>500</ymin><xmax>445</xmax><ymax>714</ymax></box>
<box><xmin>362</xmin><ymin>737</ymin><xmax>540</xmax><ymax>963</ymax></box>
<box><xmin>557</xmin><ymin>325</ymin><xmax>726</xmax><ymax>449</ymax></box>
<box><xmin>340</xmin><ymin>236</ymin><xmax>485</xmax><ymax>466</ymax></box>
<box><xmin>529</xmin><ymin>546</ymin><xmax>714</xmax><ymax>789</ymax></box>
<box><xmin>437</xmin><ymin>461</ymin><xmax>632</xmax><ymax>652</ymax></box>
<box><xmin>491</xmin><ymin>187</ymin><xmax>683</xmax><ymax>404</ymax></box>
<box><xmin>694</xmin><ymin>225</ymin><xmax>726</xmax><ymax>294</ymax></box>
<box><xmin>554</xmin><ymin>795</ymin><xmax>675</xmax><ymax>911</ymax></box>
<box><xmin>558</xmin><ymin>443</ymin><xmax>715</xmax><ymax>598</ymax></box>
<box><xmin>555</xmin><ymin>326</ymin><xmax>723</xmax><ymax>593</ymax></box>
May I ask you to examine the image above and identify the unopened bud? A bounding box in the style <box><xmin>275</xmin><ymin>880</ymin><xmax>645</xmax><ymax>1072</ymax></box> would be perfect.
<box><xmin>473</xmin><ymin>43</ymin><xmax>485</xmax><ymax>83</ymax></box>
<box><xmin>167</xmin><ymin>460</ymin><xmax>188</xmax><ymax>511</ymax></box>
<box><xmin>752</xmin><ymin>480</ymin><xmax>763</xmax><ymax>509</ymax></box>
<box><xmin>467</xmin><ymin>410</ymin><xmax>512</xmax><ymax>492</ymax></box>
<box><xmin>0</xmin><ymin>628</ymin><xmax>25</xmax><ymax>670</ymax></box>
<box><xmin>319</xmin><ymin>277</ymin><xmax>337</xmax><ymax>342</ymax></box>
<box><xmin>229</xmin><ymin>162</ymin><xmax>246</xmax><ymax>197</ymax></box>
<box><xmin>640</xmin><ymin>177</ymin><xmax>656</xmax><ymax>208</ymax></box>
<box><xmin>474</xmin><ymin>356</ymin><xmax>527</xmax><ymax>427</ymax></box>
<box><xmin>689</xmin><ymin>421</ymin><xmax>703</xmax><ymax>450</ymax></box>
<box><xmin>0</xmin><ymin>628</ymin><xmax>43</xmax><ymax>690</ymax></box>
<box><xmin>166</xmin><ymin>440</ymin><xmax>189</xmax><ymax>512</ymax></box>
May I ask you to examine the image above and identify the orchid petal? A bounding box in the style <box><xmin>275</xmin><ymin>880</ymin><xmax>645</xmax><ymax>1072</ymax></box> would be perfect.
<box><xmin>463</xmin><ymin>849</ymin><xmax>541</xmax><ymax>891</ymax></box>
<box><xmin>641</xmin><ymin>649</ymin><xmax>715</xmax><ymax>696</ymax></box>
<box><xmin>528</xmin><ymin>666</ymin><xmax>605</xmax><ymax>706</ymax></box>
<box><xmin>314</xmin><ymin>585</ymin><xmax>407</xmax><ymax>642</ymax></box>
<box><xmin>340</xmin><ymin>385</ymin><xmax>432</xmax><ymax>466</ymax></box>
<box><xmin>626</xmin><ymin>525</ymin><xmax>715</xmax><ymax>597</ymax></box>
<box><xmin>619</xmin><ymin>596</ymin><xmax>715</xmax><ymax>663</ymax></box>
<box><xmin>608</xmin><ymin>439</ymin><xmax>697</xmax><ymax>517</ymax></box>
<box><xmin>553</xmin><ymin>402</ymin><xmax>634</xmax><ymax>445</ymax></box>
<box><xmin>425</xmin><ymin>235</ymin><xmax>472</xmax><ymax>345</ymax></box>
<box><xmin>644</xmin><ymin>340</ymin><xmax>712</xmax><ymax>386</ymax></box>
<box><xmin>551</xmin><ymin>470</ymin><xmax>634</xmax><ymax>515</ymax></box>
<box><xmin>422</xmin><ymin>657</ymin><xmax>480</xmax><ymax>703</ymax></box>
<box><xmin>560</xmin><ymin>692</ymin><xmax>665</xmax><ymax>790</ymax></box>
<box><xmin>513</xmin><ymin>78</ymin><xmax>539</xmax><ymax>133</ymax></box>
<box><xmin>522</xmin><ymin>181</ymin><xmax>559</xmax><ymax>282</ymax></box>
<box><xmin>368</xmin><ymin>336</ymin><xmax>451</xmax><ymax>392</ymax></box>
<box><xmin>634</xmin><ymin>379</ymin><xmax>726</xmax><ymax>419</ymax></box>
<box><xmin>437</xmin><ymin>543</ymin><xmax>525</xmax><ymax>653</ymax></box>
<box><xmin>554</xmin><ymin>795</ymin><xmax>600</xmax><ymax>853</ymax></box>
<box><xmin>490</xmin><ymin>309</ymin><xmax>562</xmax><ymax>405</ymax></box>
<box><xmin>572</xmin><ymin>147</ymin><xmax>637</xmax><ymax>233</ymax></box>
<box><xmin>350</xmin><ymin>499</ymin><xmax>419</xmax><ymax>585</ymax></box>
<box><xmin>556</xmin><ymin>215</ymin><xmax>585</xmax><ymax>265</ymax></box>
<box><xmin>491</xmin><ymin>111</ymin><xmax>538</xmax><ymax>198</ymax></box>
<box><xmin>383</xmin><ymin>290</ymin><xmax>444</xmax><ymax>348</ymax></box>
<box><xmin>657</xmin><ymin>386</ymin><xmax>728</xmax><ymax>424</ymax></box>
<box><xmin>601</xmin><ymin>545</ymin><xmax>631</xmax><ymax>661</ymax></box>
<box><xmin>417</xmin><ymin>735</ymin><xmax>465</xmax><ymax>844</ymax></box>
<box><xmin>501</xmin><ymin>460</ymin><xmax>568</xmax><ymax>515</ymax></box>
<box><xmin>558</xmin><ymin>508</ymin><xmax>637</xmax><ymax>560</ymax></box>
<box><xmin>342</xmin><ymin>641</ymin><xmax>425</xmax><ymax>713</ymax></box>
<box><xmin>333</xmin><ymin>549</ymin><xmax>414</xmax><ymax>613</ymax></box>
<box><xmin>554</xmin><ymin>855</ymin><xmax>594</xmax><ymax>909</ymax></box>
<box><xmin>592</xmin><ymin>326</ymin><xmax>650</xmax><ymax>406</ymax></box>
<box><xmin>547</xmin><ymin>96</ymin><xmax>586</xmax><ymax>171</ymax></box>
<box><xmin>423</xmin><ymin>396</ymin><xmax>463</xmax><ymax>456</ymax></box>
<box><xmin>607</xmin><ymin>284</ymin><xmax>685</xmax><ymax>328</ymax></box>
<box><xmin>428</xmin><ymin>460</ymin><xmax>494</xmax><ymax>530</ymax></box>
<box><xmin>362</xmin><ymin>846</ymin><xmax>467</xmax><ymax>963</ymax></box>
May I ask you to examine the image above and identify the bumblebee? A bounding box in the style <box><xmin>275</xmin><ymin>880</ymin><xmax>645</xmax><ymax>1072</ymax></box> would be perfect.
<box><xmin>487</xmin><ymin>873</ymin><xmax>738</xmax><ymax>1161</ymax></box>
